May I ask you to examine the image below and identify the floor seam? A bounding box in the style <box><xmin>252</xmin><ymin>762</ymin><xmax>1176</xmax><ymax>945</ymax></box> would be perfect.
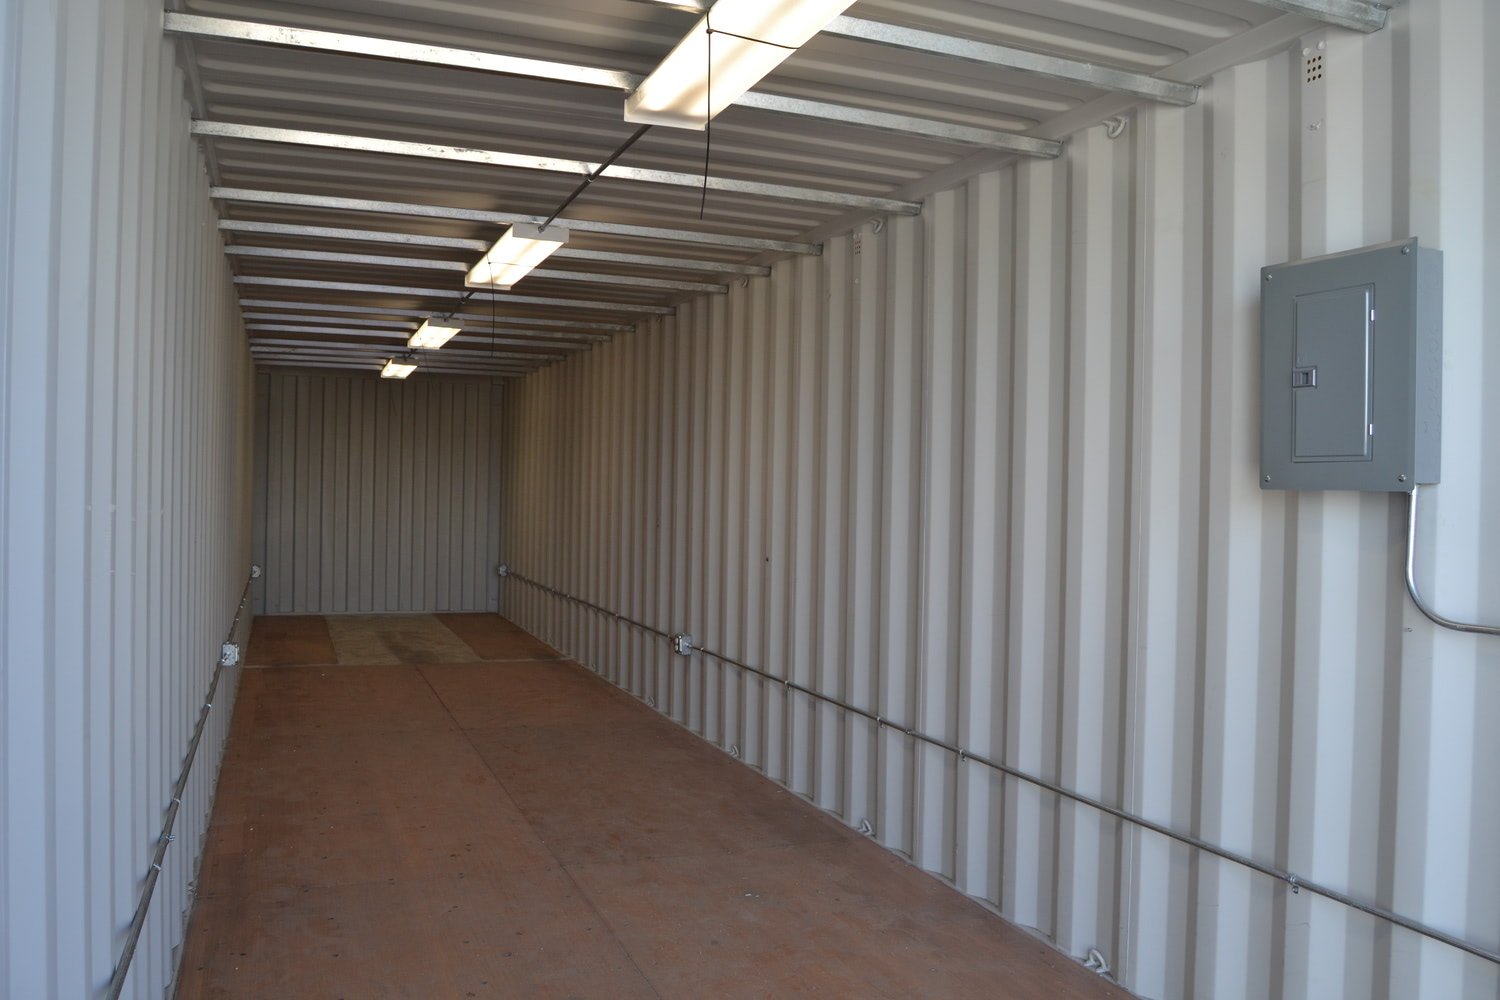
<box><xmin>412</xmin><ymin>662</ymin><xmax>666</xmax><ymax>999</ymax></box>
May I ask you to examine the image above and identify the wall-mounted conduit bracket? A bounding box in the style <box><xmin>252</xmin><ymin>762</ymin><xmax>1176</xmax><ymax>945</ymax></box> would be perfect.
<box><xmin>1405</xmin><ymin>485</ymin><xmax>1500</xmax><ymax>636</ymax></box>
<box><xmin>671</xmin><ymin>632</ymin><xmax>695</xmax><ymax>656</ymax></box>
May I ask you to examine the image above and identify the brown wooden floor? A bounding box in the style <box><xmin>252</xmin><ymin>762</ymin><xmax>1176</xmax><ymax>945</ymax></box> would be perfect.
<box><xmin>179</xmin><ymin>614</ymin><xmax>1125</xmax><ymax>999</ymax></box>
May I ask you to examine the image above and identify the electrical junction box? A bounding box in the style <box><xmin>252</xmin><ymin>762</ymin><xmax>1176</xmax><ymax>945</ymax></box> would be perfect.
<box><xmin>1260</xmin><ymin>238</ymin><xmax>1442</xmax><ymax>492</ymax></box>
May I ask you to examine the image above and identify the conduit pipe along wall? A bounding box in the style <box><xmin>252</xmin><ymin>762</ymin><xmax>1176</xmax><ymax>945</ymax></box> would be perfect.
<box><xmin>0</xmin><ymin>1</ymin><xmax>255</xmax><ymax>997</ymax></box>
<box><xmin>498</xmin><ymin>3</ymin><xmax>1500</xmax><ymax>999</ymax></box>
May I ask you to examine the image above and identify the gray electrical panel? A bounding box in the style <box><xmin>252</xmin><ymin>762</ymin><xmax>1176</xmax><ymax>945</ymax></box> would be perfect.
<box><xmin>1261</xmin><ymin>238</ymin><xmax>1442</xmax><ymax>491</ymax></box>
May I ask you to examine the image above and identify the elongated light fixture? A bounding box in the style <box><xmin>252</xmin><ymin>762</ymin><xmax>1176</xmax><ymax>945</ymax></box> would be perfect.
<box><xmin>380</xmin><ymin>357</ymin><xmax>417</xmax><ymax>379</ymax></box>
<box><xmin>408</xmin><ymin>318</ymin><xmax>463</xmax><ymax>349</ymax></box>
<box><xmin>465</xmin><ymin>223</ymin><xmax>568</xmax><ymax>289</ymax></box>
<box><xmin>624</xmin><ymin>0</ymin><xmax>857</xmax><ymax>129</ymax></box>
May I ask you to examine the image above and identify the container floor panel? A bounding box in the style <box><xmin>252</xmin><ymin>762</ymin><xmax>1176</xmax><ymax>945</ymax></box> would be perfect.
<box><xmin>178</xmin><ymin>614</ymin><xmax>1123</xmax><ymax>999</ymax></box>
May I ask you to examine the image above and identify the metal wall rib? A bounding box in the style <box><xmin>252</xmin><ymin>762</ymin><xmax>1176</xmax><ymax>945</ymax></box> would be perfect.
<box><xmin>497</xmin><ymin>3</ymin><xmax>1500</xmax><ymax>998</ymax></box>
<box><xmin>253</xmin><ymin>372</ymin><xmax>503</xmax><ymax>614</ymax></box>
<box><xmin>0</xmin><ymin>0</ymin><xmax>255</xmax><ymax>997</ymax></box>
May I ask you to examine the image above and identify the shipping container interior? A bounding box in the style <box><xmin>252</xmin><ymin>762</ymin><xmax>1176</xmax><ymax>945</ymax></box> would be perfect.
<box><xmin>2</xmin><ymin>0</ymin><xmax>1498</xmax><ymax>998</ymax></box>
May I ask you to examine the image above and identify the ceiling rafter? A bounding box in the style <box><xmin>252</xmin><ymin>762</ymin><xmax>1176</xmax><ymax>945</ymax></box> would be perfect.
<box><xmin>237</xmin><ymin>298</ymin><xmax>631</xmax><ymax>333</ymax></box>
<box><xmin>212</xmin><ymin>187</ymin><xmax>823</xmax><ymax>256</ymax></box>
<box><xmin>219</xmin><ymin>220</ymin><xmax>774</xmax><ymax>277</ymax></box>
<box><xmin>1243</xmin><ymin>0</ymin><xmax>1387</xmax><ymax>32</ymax></box>
<box><xmin>223</xmin><ymin>245</ymin><xmax>727</xmax><ymax>294</ymax></box>
<box><xmin>232</xmin><ymin>275</ymin><xmax>678</xmax><ymax>315</ymax></box>
<box><xmin>245</xmin><ymin>326</ymin><xmax>591</xmax><ymax>351</ymax></box>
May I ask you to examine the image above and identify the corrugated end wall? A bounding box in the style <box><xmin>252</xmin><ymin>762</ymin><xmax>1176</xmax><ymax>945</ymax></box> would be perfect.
<box><xmin>498</xmin><ymin>3</ymin><xmax>1500</xmax><ymax>999</ymax></box>
<box><xmin>0</xmin><ymin>1</ymin><xmax>255</xmax><ymax>998</ymax></box>
<box><xmin>252</xmin><ymin>372</ymin><xmax>504</xmax><ymax>615</ymax></box>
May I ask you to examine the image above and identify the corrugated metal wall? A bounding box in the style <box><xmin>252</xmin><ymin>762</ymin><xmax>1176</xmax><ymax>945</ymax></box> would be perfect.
<box><xmin>498</xmin><ymin>3</ymin><xmax>1500</xmax><ymax>998</ymax></box>
<box><xmin>0</xmin><ymin>1</ymin><xmax>254</xmax><ymax>998</ymax></box>
<box><xmin>253</xmin><ymin>372</ymin><xmax>503</xmax><ymax>614</ymax></box>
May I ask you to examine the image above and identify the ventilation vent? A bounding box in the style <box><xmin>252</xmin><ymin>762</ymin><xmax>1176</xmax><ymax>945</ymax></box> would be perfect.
<box><xmin>1305</xmin><ymin>54</ymin><xmax>1324</xmax><ymax>83</ymax></box>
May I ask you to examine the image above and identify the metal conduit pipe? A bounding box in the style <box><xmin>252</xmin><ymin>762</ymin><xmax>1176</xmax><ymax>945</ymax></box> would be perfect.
<box><xmin>106</xmin><ymin>566</ymin><xmax>260</xmax><ymax>1000</ymax></box>
<box><xmin>501</xmin><ymin>568</ymin><xmax>1500</xmax><ymax>968</ymax></box>
<box><xmin>1405</xmin><ymin>485</ymin><xmax>1500</xmax><ymax>637</ymax></box>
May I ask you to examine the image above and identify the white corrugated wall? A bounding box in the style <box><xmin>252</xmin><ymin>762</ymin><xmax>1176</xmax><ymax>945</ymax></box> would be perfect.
<box><xmin>252</xmin><ymin>372</ymin><xmax>504</xmax><ymax>615</ymax></box>
<box><xmin>497</xmin><ymin>3</ymin><xmax>1500</xmax><ymax>998</ymax></box>
<box><xmin>0</xmin><ymin>0</ymin><xmax>254</xmax><ymax>997</ymax></box>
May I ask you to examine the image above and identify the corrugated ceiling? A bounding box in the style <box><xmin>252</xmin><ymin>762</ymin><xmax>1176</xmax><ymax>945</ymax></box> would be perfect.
<box><xmin>168</xmin><ymin>0</ymin><xmax>1304</xmax><ymax>375</ymax></box>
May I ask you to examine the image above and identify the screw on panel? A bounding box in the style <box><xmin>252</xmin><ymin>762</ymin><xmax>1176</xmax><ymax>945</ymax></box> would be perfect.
<box><xmin>1264</xmin><ymin>475</ymin><xmax>1272</xmax><ymax>483</ymax></box>
<box><xmin>1402</xmin><ymin>246</ymin><xmax>1411</xmax><ymax>254</ymax></box>
<box><xmin>1398</xmin><ymin>475</ymin><xmax>1408</xmax><ymax>482</ymax></box>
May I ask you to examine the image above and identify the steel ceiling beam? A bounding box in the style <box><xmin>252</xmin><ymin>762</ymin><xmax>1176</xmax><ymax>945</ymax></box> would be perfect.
<box><xmin>222</xmin><ymin>245</ymin><xmax>727</xmax><ymax>293</ymax></box>
<box><xmin>250</xmin><ymin>345</ymin><xmax>532</xmax><ymax>364</ymax></box>
<box><xmin>248</xmin><ymin>336</ymin><xmax>562</xmax><ymax>361</ymax></box>
<box><xmin>557</xmin><ymin>247</ymin><xmax>769</xmax><ymax>277</ymax></box>
<box><xmin>238</xmin><ymin>298</ymin><xmax>631</xmax><ymax>332</ymax></box>
<box><xmin>243</xmin><ymin>317</ymin><xmax>601</xmax><ymax>347</ymax></box>
<box><xmin>253</xmin><ymin>360</ymin><xmax>532</xmax><ymax>378</ymax></box>
<box><xmin>255</xmin><ymin>359</ymin><xmax>521</xmax><ymax>377</ymax></box>
<box><xmin>224</xmin><ymin>219</ymin><xmax>485</xmax><ymax>251</ymax></box>
<box><xmin>165</xmin><ymin>12</ymin><xmax>634</xmax><ymax>88</ymax></box>
<box><xmin>164</xmin><ymin>12</ymin><xmax>1060</xmax><ymax>154</ymax></box>
<box><xmin>232</xmin><ymin>275</ymin><xmax>678</xmax><ymax>314</ymax></box>
<box><xmin>245</xmin><ymin>327</ymin><xmax>586</xmax><ymax>352</ymax></box>
<box><xmin>192</xmin><ymin>120</ymin><xmax>923</xmax><ymax>215</ymax></box>
<box><xmin>820</xmin><ymin>18</ymin><xmax>1198</xmax><ymax>106</ymax></box>
<box><xmin>1242</xmin><ymin>0</ymin><xmax>1388</xmax><ymax>32</ymax></box>
<box><xmin>219</xmin><ymin>220</ymin><xmax>774</xmax><ymax>277</ymax></box>
<box><xmin>212</xmin><ymin>187</ymin><xmax>822</xmax><ymax>255</ymax></box>
<box><xmin>248</xmin><ymin>344</ymin><xmax>538</xmax><ymax>365</ymax></box>
<box><xmin>244</xmin><ymin>314</ymin><xmax>421</xmax><ymax>330</ymax></box>
<box><xmin>628</xmin><ymin>0</ymin><xmax>1196</xmax><ymax>105</ymax></box>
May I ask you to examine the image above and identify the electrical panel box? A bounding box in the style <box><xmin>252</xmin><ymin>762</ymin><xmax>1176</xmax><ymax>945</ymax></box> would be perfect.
<box><xmin>1260</xmin><ymin>238</ymin><xmax>1442</xmax><ymax>491</ymax></box>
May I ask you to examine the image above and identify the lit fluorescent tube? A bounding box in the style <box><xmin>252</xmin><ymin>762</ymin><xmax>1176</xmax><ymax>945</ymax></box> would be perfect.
<box><xmin>409</xmin><ymin>318</ymin><xmax>463</xmax><ymax>350</ymax></box>
<box><xmin>465</xmin><ymin>223</ymin><xmax>568</xmax><ymax>289</ymax></box>
<box><xmin>381</xmin><ymin>358</ymin><xmax>417</xmax><ymax>379</ymax></box>
<box><xmin>624</xmin><ymin>0</ymin><xmax>856</xmax><ymax>129</ymax></box>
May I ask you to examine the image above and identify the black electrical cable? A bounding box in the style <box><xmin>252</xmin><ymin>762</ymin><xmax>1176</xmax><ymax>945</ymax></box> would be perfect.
<box><xmin>542</xmin><ymin>123</ymin><xmax>654</xmax><ymax>231</ymax></box>
<box><xmin>699</xmin><ymin>26</ymin><xmax>713</xmax><ymax>219</ymax></box>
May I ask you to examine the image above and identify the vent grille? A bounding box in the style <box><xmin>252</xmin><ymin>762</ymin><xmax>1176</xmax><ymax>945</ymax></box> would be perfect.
<box><xmin>1306</xmin><ymin>54</ymin><xmax>1325</xmax><ymax>83</ymax></box>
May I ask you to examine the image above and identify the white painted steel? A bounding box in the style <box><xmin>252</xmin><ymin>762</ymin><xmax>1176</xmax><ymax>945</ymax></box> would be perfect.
<box><xmin>497</xmin><ymin>5</ymin><xmax>1500</xmax><ymax>998</ymax></box>
<box><xmin>253</xmin><ymin>372</ymin><xmax>504</xmax><ymax>615</ymax></box>
<box><xmin>0</xmin><ymin>2</ymin><xmax>254</xmax><ymax>998</ymax></box>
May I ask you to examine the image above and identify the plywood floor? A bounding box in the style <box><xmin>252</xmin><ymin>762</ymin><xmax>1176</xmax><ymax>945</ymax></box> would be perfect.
<box><xmin>180</xmin><ymin>614</ymin><xmax>1125</xmax><ymax>999</ymax></box>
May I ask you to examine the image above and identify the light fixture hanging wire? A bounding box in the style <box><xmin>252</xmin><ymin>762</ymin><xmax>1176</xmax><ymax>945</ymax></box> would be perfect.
<box><xmin>697</xmin><ymin>17</ymin><xmax>798</xmax><ymax>221</ymax></box>
<box><xmin>700</xmin><ymin>24</ymin><xmax>713</xmax><ymax>219</ymax></box>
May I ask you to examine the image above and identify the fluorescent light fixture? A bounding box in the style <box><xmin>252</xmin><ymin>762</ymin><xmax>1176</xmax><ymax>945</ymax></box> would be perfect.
<box><xmin>465</xmin><ymin>223</ymin><xmax>568</xmax><ymax>289</ymax></box>
<box><xmin>408</xmin><ymin>318</ymin><xmax>462</xmax><ymax>349</ymax></box>
<box><xmin>380</xmin><ymin>358</ymin><xmax>417</xmax><ymax>379</ymax></box>
<box><xmin>624</xmin><ymin>0</ymin><xmax>856</xmax><ymax>129</ymax></box>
